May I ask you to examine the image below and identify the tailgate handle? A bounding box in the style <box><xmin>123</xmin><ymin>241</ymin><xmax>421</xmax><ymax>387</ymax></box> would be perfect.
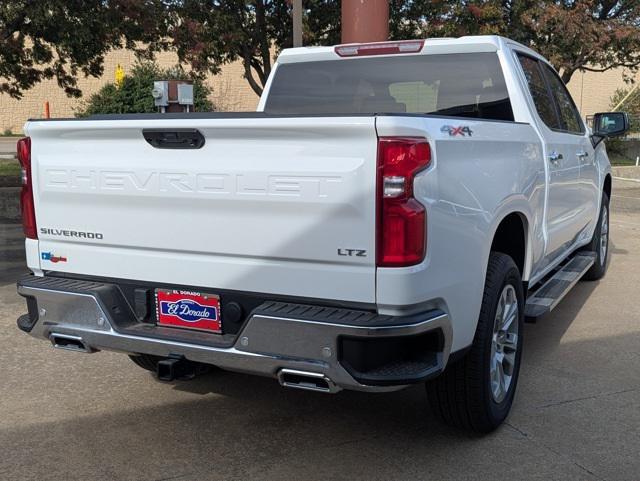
<box><xmin>143</xmin><ymin>129</ymin><xmax>205</xmax><ymax>149</ymax></box>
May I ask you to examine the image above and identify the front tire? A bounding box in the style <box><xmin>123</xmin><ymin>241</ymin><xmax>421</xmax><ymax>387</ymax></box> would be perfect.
<box><xmin>426</xmin><ymin>252</ymin><xmax>524</xmax><ymax>433</ymax></box>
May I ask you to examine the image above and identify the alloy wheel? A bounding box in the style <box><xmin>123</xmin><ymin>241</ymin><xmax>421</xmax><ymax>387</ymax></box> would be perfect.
<box><xmin>490</xmin><ymin>284</ymin><xmax>519</xmax><ymax>403</ymax></box>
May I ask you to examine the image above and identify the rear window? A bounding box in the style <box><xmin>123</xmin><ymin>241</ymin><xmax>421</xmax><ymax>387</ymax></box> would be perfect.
<box><xmin>264</xmin><ymin>53</ymin><xmax>513</xmax><ymax>122</ymax></box>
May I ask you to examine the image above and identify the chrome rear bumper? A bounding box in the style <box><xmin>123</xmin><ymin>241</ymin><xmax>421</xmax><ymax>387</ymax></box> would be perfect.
<box><xmin>17</xmin><ymin>276</ymin><xmax>452</xmax><ymax>393</ymax></box>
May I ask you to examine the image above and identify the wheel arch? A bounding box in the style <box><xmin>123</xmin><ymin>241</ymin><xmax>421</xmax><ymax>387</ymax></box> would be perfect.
<box><xmin>489</xmin><ymin>211</ymin><xmax>530</xmax><ymax>282</ymax></box>
<box><xmin>603</xmin><ymin>174</ymin><xmax>612</xmax><ymax>202</ymax></box>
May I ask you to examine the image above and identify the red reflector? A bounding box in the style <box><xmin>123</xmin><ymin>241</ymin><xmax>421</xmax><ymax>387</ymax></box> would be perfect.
<box><xmin>335</xmin><ymin>40</ymin><xmax>425</xmax><ymax>57</ymax></box>
<box><xmin>377</xmin><ymin>137</ymin><xmax>430</xmax><ymax>267</ymax></box>
<box><xmin>17</xmin><ymin>137</ymin><xmax>37</xmax><ymax>239</ymax></box>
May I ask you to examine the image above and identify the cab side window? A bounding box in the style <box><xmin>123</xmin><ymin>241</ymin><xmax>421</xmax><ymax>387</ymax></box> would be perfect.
<box><xmin>540</xmin><ymin>63</ymin><xmax>585</xmax><ymax>134</ymax></box>
<box><xmin>516</xmin><ymin>54</ymin><xmax>561</xmax><ymax>130</ymax></box>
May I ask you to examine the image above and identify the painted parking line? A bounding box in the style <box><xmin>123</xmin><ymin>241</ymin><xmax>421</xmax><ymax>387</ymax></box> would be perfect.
<box><xmin>611</xmin><ymin>219</ymin><xmax>640</xmax><ymax>229</ymax></box>
<box><xmin>612</xmin><ymin>194</ymin><xmax>640</xmax><ymax>201</ymax></box>
<box><xmin>613</xmin><ymin>176</ymin><xmax>640</xmax><ymax>183</ymax></box>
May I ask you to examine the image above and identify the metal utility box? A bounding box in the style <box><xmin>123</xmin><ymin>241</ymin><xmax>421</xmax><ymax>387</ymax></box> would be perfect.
<box><xmin>177</xmin><ymin>84</ymin><xmax>194</xmax><ymax>107</ymax></box>
<box><xmin>152</xmin><ymin>80</ymin><xmax>195</xmax><ymax>113</ymax></box>
<box><xmin>152</xmin><ymin>81</ymin><xmax>169</xmax><ymax>108</ymax></box>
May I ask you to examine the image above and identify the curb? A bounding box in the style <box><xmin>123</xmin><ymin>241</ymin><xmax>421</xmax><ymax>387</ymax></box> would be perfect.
<box><xmin>613</xmin><ymin>176</ymin><xmax>640</xmax><ymax>184</ymax></box>
<box><xmin>611</xmin><ymin>165</ymin><xmax>640</xmax><ymax>180</ymax></box>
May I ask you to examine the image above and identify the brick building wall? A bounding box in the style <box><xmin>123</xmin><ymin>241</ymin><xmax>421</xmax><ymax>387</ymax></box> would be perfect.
<box><xmin>566</xmin><ymin>68</ymin><xmax>632</xmax><ymax>116</ymax></box>
<box><xmin>0</xmin><ymin>49</ymin><xmax>260</xmax><ymax>134</ymax></box>
<box><xmin>0</xmin><ymin>48</ymin><xmax>633</xmax><ymax>134</ymax></box>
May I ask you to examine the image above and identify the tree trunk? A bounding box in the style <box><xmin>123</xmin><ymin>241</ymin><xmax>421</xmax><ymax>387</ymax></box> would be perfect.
<box><xmin>561</xmin><ymin>68</ymin><xmax>575</xmax><ymax>85</ymax></box>
<box><xmin>242</xmin><ymin>49</ymin><xmax>264</xmax><ymax>97</ymax></box>
<box><xmin>254</xmin><ymin>0</ymin><xmax>272</xmax><ymax>82</ymax></box>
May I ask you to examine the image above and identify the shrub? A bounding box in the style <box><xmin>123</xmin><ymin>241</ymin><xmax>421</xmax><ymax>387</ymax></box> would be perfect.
<box><xmin>77</xmin><ymin>61</ymin><xmax>214</xmax><ymax>116</ymax></box>
<box><xmin>606</xmin><ymin>88</ymin><xmax>639</xmax><ymax>163</ymax></box>
<box><xmin>610</xmin><ymin>87</ymin><xmax>640</xmax><ymax>119</ymax></box>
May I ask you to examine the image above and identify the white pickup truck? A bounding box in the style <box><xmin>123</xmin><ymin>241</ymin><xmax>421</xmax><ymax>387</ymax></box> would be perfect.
<box><xmin>16</xmin><ymin>36</ymin><xmax>629</xmax><ymax>432</ymax></box>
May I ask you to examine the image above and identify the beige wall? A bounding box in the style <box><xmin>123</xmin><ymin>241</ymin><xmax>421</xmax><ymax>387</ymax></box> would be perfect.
<box><xmin>0</xmin><ymin>49</ymin><xmax>260</xmax><ymax>134</ymax></box>
<box><xmin>0</xmin><ymin>49</ymin><xmax>633</xmax><ymax>134</ymax></box>
<box><xmin>566</xmin><ymin>67</ymin><xmax>633</xmax><ymax>117</ymax></box>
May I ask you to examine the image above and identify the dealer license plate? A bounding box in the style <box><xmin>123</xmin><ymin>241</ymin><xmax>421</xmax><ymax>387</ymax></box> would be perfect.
<box><xmin>155</xmin><ymin>289</ymin><xmax>222</xmax><ymax>333</ymax></box>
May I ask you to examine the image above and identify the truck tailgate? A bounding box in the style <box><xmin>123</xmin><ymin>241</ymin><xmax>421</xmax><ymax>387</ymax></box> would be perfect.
<box><xmin>26</xmin><ymin>116</ymin><xmax>378</xmax><ymax>303</ymax></box>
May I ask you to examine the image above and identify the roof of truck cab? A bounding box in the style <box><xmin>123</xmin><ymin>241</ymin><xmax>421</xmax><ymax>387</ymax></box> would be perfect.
<box><xmin>276</xmin><ymin>35</ymin><xmax>545</xmax><ymax>64</ymax></box>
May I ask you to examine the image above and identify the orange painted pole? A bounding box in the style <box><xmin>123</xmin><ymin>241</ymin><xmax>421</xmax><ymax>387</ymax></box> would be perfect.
<box><xmin>293</xmin><ymin>0</ymin><xmax>303</xmax><ymax>47</ymax></box>
<box><xmin>44</xmin><ymin>101</ymin><xmax>50</xmax><ymax>119</ymax></box>
<box><xmin>341</xmin><ymin>0</ymin><xmax>389</xmax><ymax>44</ymax></box>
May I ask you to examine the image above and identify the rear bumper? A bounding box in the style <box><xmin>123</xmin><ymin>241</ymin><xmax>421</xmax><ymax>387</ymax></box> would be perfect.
<box><xmin>17</xmin><ymin>275</ymin><xmax>452</xmax><ymax>393</ymax></box>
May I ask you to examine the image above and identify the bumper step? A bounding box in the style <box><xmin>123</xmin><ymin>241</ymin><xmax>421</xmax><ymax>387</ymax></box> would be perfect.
<box><xmin>525</xmin><ymin>252</ymin><xmax>596</xmax><ymax>322</ymax></box>
<box><xmin>16</xmin><ymin>274</ymin><xmax>452</xmax><ymax>392</ymax></box>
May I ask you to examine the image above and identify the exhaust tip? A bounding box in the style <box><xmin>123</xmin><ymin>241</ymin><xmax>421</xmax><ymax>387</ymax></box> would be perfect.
<box><xmin>278</xmin><ymin>369</ymin><xmax>339</xmax><ymax>394</ymax></box>
<box><xmin>49</xmin><ymin>333</ymin><xmax>93</xmax><ymax>353</ymax></box>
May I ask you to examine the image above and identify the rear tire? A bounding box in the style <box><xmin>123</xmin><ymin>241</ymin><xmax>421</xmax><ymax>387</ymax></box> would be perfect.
<box><xmin>581</xmin><ymin>193</ymin><xmax>610</xmax><ymax>281</ymax></box>
<box><xmin>426</xmin><ymin>252</ymin><xmax>524</xmax><ymax>433</ymax></box>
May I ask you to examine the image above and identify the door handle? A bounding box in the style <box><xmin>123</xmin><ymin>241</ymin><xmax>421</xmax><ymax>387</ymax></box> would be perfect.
<box><xmin>576</xmin><ymin>150</ymin><xmax>589</xmax><ymax>160</ymax></box>
<box><xmin>548</xmin><ymin>151</ymin><xmax>563</xmax><ymax>165</ymax></box>
<box><xmin>143</xmin><ymin>129</ymin><xmax>205</xmax><ymax>149</ymax></box>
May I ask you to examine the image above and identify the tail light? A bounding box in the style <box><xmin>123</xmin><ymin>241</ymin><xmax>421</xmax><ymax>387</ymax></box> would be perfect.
<box><xmin>17</xmin><ymin>137</ymin><xmax>37</xmax><ymax>239</ymax></box>
<box><xmin>377</xmin><ymin>137</ymin><xmax>430</xmax><ymax>267</ymax></box>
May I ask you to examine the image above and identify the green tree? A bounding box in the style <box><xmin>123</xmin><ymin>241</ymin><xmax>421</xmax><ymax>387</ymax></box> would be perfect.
<box><xmin>76</xmin><ymin>61</ymin><xmax>213</xmax><ymax>116</ymax></box>
<box><xmin>395</xmin><ymin>1</ymin><xmax>640</xmax><ymax>84</ymax></box>
<box><xmin>610</xmin><ymin>87</ymin><xmax>639</xmax><ymax>137</ymax></box>
<box><xmin>5</xmin><ymin>1</ymin><xmax>640</xmax><ymax>101</ymax></box>
<box><xmin>0</xmin><ymin>0</ymin><xmax>167</xmax><ymax>99</ymax></box>
<box><xmin>611</xmin><ymin>87</ymin><xmax>640</xmax><ymax>114</ymax></box>
<box><xmin>606</xmin><ymin>88</ymin><xmax>638</xmax><ymax>162</ymax></box>
<box><xmin>167</xmin><ymin>0</ymin><xmax>342</xmax><ymax>96</ymax></box>
<box><xmin>169</xmin><ymin>1</ymin><xmax>640</xmax><ymax>95</ymax></box>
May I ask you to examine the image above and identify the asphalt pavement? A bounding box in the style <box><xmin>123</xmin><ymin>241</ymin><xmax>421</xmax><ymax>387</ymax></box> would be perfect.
<box><xmin>0</xmin><ymin>219</ymin><xmax>26</xmax><ymax>283</ymax></box>
<box><xmin>1</xmin><ymin>179</ymin><xmax>639</xmax><ymax>481</ymax></box>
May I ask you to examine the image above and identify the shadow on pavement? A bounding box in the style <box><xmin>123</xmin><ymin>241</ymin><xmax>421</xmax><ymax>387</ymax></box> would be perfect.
<box><xmin>0</xmin><ymin>218</ymin><xmax>27</xmax><ymax>285</ymax></box>
<box><xmin>2</xmin><ymin>330</ymin><xmax>638</xmax><ymax>481</ymax></box>
<box><xmin>1</xmin><ymin>189</ymin><xmax>636</xmax><ymax>480</ymax></box>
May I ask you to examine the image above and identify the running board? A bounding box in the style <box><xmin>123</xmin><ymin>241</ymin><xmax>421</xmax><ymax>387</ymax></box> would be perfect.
<box><xmin>525</xmin><ymin>252</ymin><xmax>596</xmax><ymax>322</ymax></box>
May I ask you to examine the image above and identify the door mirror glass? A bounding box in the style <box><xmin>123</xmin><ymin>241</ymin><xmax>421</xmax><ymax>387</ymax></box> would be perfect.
<box><xmin>593</xmin><ymin>112</ymin><xmax>629</xmax><ymax>137</ymax></box>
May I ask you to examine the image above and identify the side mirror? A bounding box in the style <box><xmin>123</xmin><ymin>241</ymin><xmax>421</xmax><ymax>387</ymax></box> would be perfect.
<box><xmin>592</xmin><ymin>112</ymin><xmax>630</xmax><ymax>138</ymax></box>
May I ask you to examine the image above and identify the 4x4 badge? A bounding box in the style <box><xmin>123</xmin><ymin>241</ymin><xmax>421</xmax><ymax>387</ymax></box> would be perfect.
<box><xmin>441</xmin><ymin>125</ymin><xmax>473</xmax><ymax>137</ymax></box>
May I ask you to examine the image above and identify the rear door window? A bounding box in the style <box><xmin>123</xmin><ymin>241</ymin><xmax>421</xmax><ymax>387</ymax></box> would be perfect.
<box><xmin>540</xmin><ymin>63</ymin><xmax>585</xmax><ymax>134</ymax></box>
<box><xmin>265</xmin><ymin>53</ymin><xmax>514</xmax><ymax>122</ymax></box>
<box><xmin>516</xmin><ymin>54</ymin><xmax>562</xmax><ymax>130</ymax></box>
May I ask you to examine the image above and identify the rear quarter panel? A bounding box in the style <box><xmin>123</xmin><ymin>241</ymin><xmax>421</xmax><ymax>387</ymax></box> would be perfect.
<box><xmin>376</xmin><ymin>116</ymin><xmax>545</xmax><ymax>351</ymax></box>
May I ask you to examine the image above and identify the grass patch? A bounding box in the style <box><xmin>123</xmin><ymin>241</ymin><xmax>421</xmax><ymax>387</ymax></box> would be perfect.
<box><xmin>609</xmin><ymin>153</ymin><xmax>639</xmax><ymax>166</ymax></box>
<box><xmin>1</xmin><ymin>128</ymin><xmax>21</xmax><ymax>137</ymax></box>
<box><xmin>0</xmin><ymin>159</ymin><xmax>20</xmax><ymax>177</ymax></box>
